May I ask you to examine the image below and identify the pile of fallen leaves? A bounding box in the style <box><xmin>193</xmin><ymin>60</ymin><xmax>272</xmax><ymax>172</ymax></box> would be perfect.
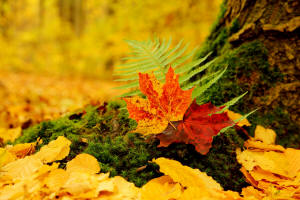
<box><xmin>1</xmin><ymin>125</ymin><xmax>300</xmax><ymax>199</ymax></box>
<box><xmin>0</xmin><ymin>136</ymin><xmax>140</xmax><ymax>199</ymax></box>
<box><xmin>0</xmin><ymin>70</ymin><xmax>123</xmax><ymax>143</ymax></box>
<box><xmin>238</xmin><ymin>125</ymin><xmax>300</xmax><ymax>199</ymax></box>
<box><xmin>1</xmin><ymin>67</ymin><xmax>299</xmax><ymax>199</ymax></box>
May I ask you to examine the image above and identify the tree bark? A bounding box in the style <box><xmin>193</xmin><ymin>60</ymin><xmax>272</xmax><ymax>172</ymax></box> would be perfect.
<box><xmin>196</xmin><ymin>0</ymin><xmax>300</xmax><ymax>147</ymax></box>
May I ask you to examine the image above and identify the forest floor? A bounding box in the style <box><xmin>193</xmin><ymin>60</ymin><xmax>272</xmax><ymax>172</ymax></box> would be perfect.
<box><xmin>0</xmin><ymin>70</ymin><xmax>122</xmax><ymax>136</ymax></box>
<box><xmin>0</xmin><ymin>70</ymin><xmax>299</xmax><ymax>200</ymax></box>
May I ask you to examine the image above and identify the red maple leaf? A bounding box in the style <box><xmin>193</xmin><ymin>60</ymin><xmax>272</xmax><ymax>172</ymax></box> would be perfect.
<box><xmin>123</xmin><ymin>67</ymin><xmax>194</xmax><ymax>135</ymax></box>
<box><xmin>157</xmin><ymin>100</ymin><xmax>234</xmax><ymax>155</ymax></box>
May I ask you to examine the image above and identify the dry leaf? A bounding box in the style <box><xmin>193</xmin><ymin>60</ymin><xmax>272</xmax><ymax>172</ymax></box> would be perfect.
<box><xmin>6</xmin><ymin>142</ymin><xmax>36</xmax><ymax>158</ymax></box>
<box><xmin>0</xmin><ymin>148</ymin><xmax>16</xmax><ymax>167</ymax></box>
<box><xmin>254</xmin><ymin>125</ymin><xmax>276</xmax><ymax>145</ymax></box>
<box><xmin>141</xmin><ymin>176</ymin><xmax>182</xmax><ymax>200</ymax></box>
<box><xmin>157</xmin><ymin>101</ymin><xmax>234</xmax><ymax>154</ymax></box>
<box><xmin>0</xmin><ymin>127</ymin><xmax>22</xmax><ymax>143</ymax></box>
<box><xmin>0</xmin><ymin>156</ymin><xmax>43</xmax><ymax>180</ymax></box>
<box><xmin>225</xmin><ymin>110</ymin><xmax>251</xmax><ymax>127</ymax></box>
<box><xmin>237</xmin><ymin>125</ymin><xmax>300</xmax><ymax>199</ymax></box>
<box><xmin>44</xmin><ymin>168</ymin><xmax>69</xmax><ymax>192</ymax></box>
<box><xmin>34</xmin><ymin>136</ymin><xmax>71</xmax><ymax>163</ymax></box>
<box><xmin>154</xmin><ymin>157</ymin><xmax>222</xmax><ymax>190</ymax></box>
<box><xmin>66</xmin><ymin>153</ymin><xmax>100</xmax><ymax>174</ymax></box>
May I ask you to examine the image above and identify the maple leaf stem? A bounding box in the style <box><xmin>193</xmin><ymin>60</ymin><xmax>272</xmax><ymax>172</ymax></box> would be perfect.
<box><xmin>169</xmin><ymin>121</ymin><xmax>177</xmax><ymax>130</ymax></box>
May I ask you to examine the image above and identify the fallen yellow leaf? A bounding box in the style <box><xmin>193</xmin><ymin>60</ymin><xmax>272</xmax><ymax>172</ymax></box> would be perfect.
<box><xmin>254</xmin><ymin>125</ymin><xmax>276</xmax><ymax>144</ymax></box>
<box><xmin>141</xmin><ymin>175</ymin><xmax>182</xmax><ymax>200</ymax></box>
<box><xmin>34</xmin><ymin>136</ymin><xmax>71</xmax><ymax>163</ymax></box>
<box><xmin>0</xmin><ymin>127</ymin><xmax>22</xmax><ymax>143</ymax></box>
<box><xmin>6</xmin><ymin>142</ymin><xmax>36</xmax><ymax>158</ymax></box>
<box><xmin>226</xmin><ymin>110</ymin><xmax>251</xmax><ymax>127</ymax></box>
<box><xmin>66</xmin><ymin>153</ymin><xmax>100</xmax><ymax>174</ymax></box>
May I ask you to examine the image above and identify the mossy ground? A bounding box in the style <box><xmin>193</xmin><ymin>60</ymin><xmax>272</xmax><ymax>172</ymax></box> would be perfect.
<box><xmin>15</xmin><ymin>101</ymin><xmax>248</xmax><ymax>191</ymax></box>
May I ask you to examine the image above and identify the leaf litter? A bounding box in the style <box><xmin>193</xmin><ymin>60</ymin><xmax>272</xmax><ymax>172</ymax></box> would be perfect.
<box><xmin>0</xmin><ymin>69</ymin><xmax>299</xmax><ymax>199</ymax></box>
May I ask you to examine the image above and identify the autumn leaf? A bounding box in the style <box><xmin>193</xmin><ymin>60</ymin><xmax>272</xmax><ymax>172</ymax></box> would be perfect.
<box><xmin>225</xmin><ymin>110</ymin><xmax>251</xmax><ymax>127</ymax></box>
<box><xmin>124</xmin><ymin>67</ymin><xmax>193</xmax><ymax>135</ymax></box>
<box><xmin>157</xmin><ymin>101</ymin><xmax>234</xmax><ymax>154</ymax></box>
<box><xmin>236</xmin><ymin>125</ymin><xmax>300</xmax><ymax>199</ymax></box>
<box><xmin>6</xmin><ymin>142</ymin><xmax>36</xmax><ymax>158</ymax></box>
<box><xmin>150</xmin><ymin>157</ymin><xmax>242</xmax><ymax>200</ymax></box>
<box><xmin>141</xmin><ymin>176</ymin><xmax>182</xmax><ymax>200</ymax></box>
<box><xmin>0</xmin><ymin>127</ymin><xmax>22</xmax><ymax>143</ymax></box>
<box><xmin>66</xmin><ymin>153</ymin><xmax>100</xmax><ymax>174</ymax></box>
<box><xmin>34</xmin><ymin>136</ymin><xmax>71</xmax><ymax>163</ymax></box>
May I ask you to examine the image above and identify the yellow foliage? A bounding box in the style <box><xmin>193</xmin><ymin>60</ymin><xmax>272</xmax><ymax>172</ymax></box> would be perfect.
<box><xmin>0</xmin><ymin>148</ymin><xmax>16</xmax><ymax>167</ymax></box>
<box><xmin>141</xmin><ymin>176</ymin><xmax>182</xmax><ymax>200</ymax></box>
<box><xmin>0</xmin><ymin>0</ymin><xmax>222</xmax><ymax>78</ymax></box>
<box><xmin>5</xmin><ymin>142</ymin><xmax>36</xmax><ymax>158</ymax></box>
<box><xmin>237</xmin><ymin>125</ymin><xmax>300</xmax><ymax>199</ymax></box>
<box><xmin>254</xmin><ymin>125</ymin><xmax>276</xmax><ymax>144</ymax></box>
<box><xmin>66</xmin><ymin>153</ymin><xmax>100</xmax><ymax>174</ymax></box>
<box><xmin>34</xmin><ymin>136</ymin><xmax>71</xmax><ymax>163</ymax></box>
<box><xmin>0</xmin><ymin>127</ymin><xmax>21</xmax><ymax>143</ymax></box>
<box><xmin>3</xmin><ymin>126</ymin><xmax>300</xmax><ymax>199</ymax></box>
<box><xmin>0</xmin><ymin>137</ymin><xmax>140</xmax><ymax>200</ymax></box>
<box><xmin>0</xmin><ymin>71</ymin><xmax>122</xmax><ymax>131</ymax></box>
<box><xmin>225</xmin><ymin>110</ymin><xmax>251</xmax><ymax>127</ymax></box>
<box><xmin>151</xmin><ymin>157</ymin><xmax>242</xmax><ymax>200</ymax></box>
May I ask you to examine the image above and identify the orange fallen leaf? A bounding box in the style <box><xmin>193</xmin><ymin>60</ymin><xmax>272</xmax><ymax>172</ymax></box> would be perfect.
<box><xmin>152</xmin><ymin>157</ymin><xmax>242</xmax><ymax>200</ymax></box>
<box><xmin>6</xmin><ymin>142</ymin><xmax>36</xmax><ymax>158</ymax></box>
<box><xmin>124</xmin><ymin>67</ymin><xmax>193</xmax><ymax>135</ymax></box>
<box><xmin>154</xmin><ymin>157</ymin><xmax>222</xmax><ymax>190</ymax></box>
<box><xmin>44</xmin><ymin>168</ymin><xmax>69</xmax><ymax>192</ymax></box>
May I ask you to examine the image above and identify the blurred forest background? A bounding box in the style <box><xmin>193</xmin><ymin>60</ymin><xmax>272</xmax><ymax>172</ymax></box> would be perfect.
<box><xmin>0</xmin><ymin>0</ymin><xmax>221</xmax><ymax>78</ymax></box>
<box><xmin>0</xmin><ymin>0</ymin><xmax>222</xmax><ymax>133</ymax></box>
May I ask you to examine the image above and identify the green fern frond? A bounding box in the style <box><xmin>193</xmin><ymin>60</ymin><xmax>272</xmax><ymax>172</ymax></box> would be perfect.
<box><xmin>114</xmin><ymin>37</ymin><xmax>252</xmax><ymax>127</ymax></box>
<box><xmin>220</xmin><ymin>109</ymin><xmax>258</xmax><ymax>133</ymax></box>
<box><xmin>114</xmin><ymin>37</ymin><xmax>214</xmax><ymax>97</ymax></box>
<box><xmin>219</xmin><ymin>92</ymin><xmax>248</xmax><ymax>113</ymax></box>
<box><xmin>192</xmin><ymin>66</ymin><xmax>227</xmax><ymax>99</ymax></box>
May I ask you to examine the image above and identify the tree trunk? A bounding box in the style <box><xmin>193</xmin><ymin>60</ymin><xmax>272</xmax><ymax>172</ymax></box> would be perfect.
<box><xmin>57</xmin><ymin>0</ymin><xmax>85</xmax><ymax>36</ymax></box>
<box><xmin>196</xmin><ymin>0</ymin><xmax>300</xmax><ymax>147</ymax></box>
<box><xmin>39</xmin><ymin>0</ymin><xmax>45</xmax><ymax>28</ymax></box>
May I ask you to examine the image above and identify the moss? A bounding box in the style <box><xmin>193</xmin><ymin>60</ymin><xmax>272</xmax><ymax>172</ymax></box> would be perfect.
<box><xmin>83</xmin><ymin>133</ymin><xmax>160</xmax><ymax>187</ymax></box>
<box><xmin>194</xmin><ymin>40</ymin><xmax>300</xmax><ymax>144</ymax></box>
<box><xmin>210</xmin><ymin>1</ymin><xmax>227</xmax><ymax>36</ymax></box>
<box><xmin>14</xmin><ymin>101</ymin><xmax>160</xmax><ymax>187</ymax></box>
<box><xmin>248</xmin><ymin>106</ymin><xmax>300</xmax><ymax>148</ymax></box>
<box><xmin>229</xmin><ymin>18</ymin><xmax>240</xmax><ymax>35</ymax></box>
<box><xmin>14</xmin><ymin>99</ymin><xmax>248</xmax><ymax>191</ymax></box>
<box><xmin>154</xmin><ymin>128</ymin><xmax>248</xmax><ymax>192</ymax></box>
